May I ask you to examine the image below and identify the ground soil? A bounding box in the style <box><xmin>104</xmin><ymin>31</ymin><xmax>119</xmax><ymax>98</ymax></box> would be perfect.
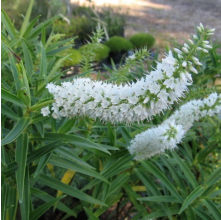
<box><xmin>71</xmin><ymin>0</ymin><xmax>221</xmax><ymax>48</ymax></box>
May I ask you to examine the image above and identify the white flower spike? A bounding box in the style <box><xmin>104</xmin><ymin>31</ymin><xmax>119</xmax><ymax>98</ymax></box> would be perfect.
<box><xmin>128</xmin><ymin>93</ymin><xmax>221</xmax><ymax>160</ymax></box>
<box><xmin>41</xmin><ymin>24</ymin><xmax>215</xmax><ymax>125</ymax></box>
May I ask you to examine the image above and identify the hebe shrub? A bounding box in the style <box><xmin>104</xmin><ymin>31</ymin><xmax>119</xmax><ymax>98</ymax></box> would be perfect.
<box><xmin>130</xmin><ymin>33</ymin><xmax>155</xmax><ymax>49</ymax></box>
<box><xmin>58</xmin><ymin>48</ymin><xmax>81</xmax><ymax>67</ymax></box>
<box><xmin>105</xmin><ymin>36</ymin><xmax>133</xmax><ymax>53</ymax></box>
<box><xmin>79</xmin><ymin>43</ymin><xmax>110</xmax><ymax>62</ymax></box>
<box><xmin>2</xmin><ymin>2</ymin><xmax>221</xmax><ymax>219</ymax></box>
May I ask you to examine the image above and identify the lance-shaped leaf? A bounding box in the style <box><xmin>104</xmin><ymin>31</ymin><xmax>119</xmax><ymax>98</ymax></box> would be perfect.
<box><xmin>38</xmin><ymin>174</ymin><xmax>107</xmax><ymax>206</ymax></box>
<box><xmin>49</xmin><ymin>155</ymin><xmax>108</xmax><ymax>183</ymax></box>
<box><xmin>179</xmin><ymin>186</ymin><xmax>204</xmax><ymax>214</ymax></box>
<box><xmin>29</xmin><ymin>133</ymin><xmax>110</xmax><ymax>154</ymax></box>
<box><xmin>141</xmin><ymin>161</ymin><xmax>183</xmax><ymax>202</ymax></box>
<box><xmin>31</xmin><ymin>187</ymin><xmax>77</xmax><ymax>217</ymax></box>
<box><xmin>21</xmin><ymin>40</ymin><xmax>34</xmax><ymax>76</ymax></box>
<box><xmin>204</xmin><ymin>199</ymin><xmax>221</xmax><ymax>220</ymax></box>
<box><xmin>1</xmin><ymin>104</ymin><xmax>19</xmax><ymax>121</ymax></box>
<box><xmin>16</xmin><ymin>133</ymin><xmax>29</xmax><ymax>203</ymax></box>
<box><xmin>2</xmin><ymin>141</ymin><xmax>62</xmax><ymax>177</ymax></box>
<box><xmin>19</xmin><ymin>0</ymin><xmax>34</xmax><ymax>36</ymax></box>
<box><xmin>20</xmin><ymin>167</ymin><xmax>30</xmax><ymax>220</ymax></box>
<box><xmin>1</xmin><ymin>88</ymin><xmax>25</xmax><ymax>108</ymax></box>
<box><xmin>1</xmin><ymin>117</ymin><xmax>30</xmax><ymax>146</ymax></box>
<box><xmin>1</xmin><ymin>8</ymin><xmax>17</xmax><ymax>39</ymax></box>
<box><xmin>29</xmin><ymin>195</ymin><xmax>66</xmax><ymax>220</ymax></box>
<box><xmin>33</xmin><ymin>153</ymin><xmax>52</xmax><ymax>178</ymax></box>
<box><xmin>138</xmin><ymin>196</ymin><xmax>181</xmax><ymax>203</ymax></box>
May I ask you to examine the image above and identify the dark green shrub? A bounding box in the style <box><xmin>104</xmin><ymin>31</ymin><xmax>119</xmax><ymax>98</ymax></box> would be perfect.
<box><xmin>105</xmin><ymin>36</ymin><xmax>133</xmax><ymax>53</ymax></box>
<box><xmin>53</xmin><ymin>17</ymin><xmax>96</xmax><ymax>43</ymax></box>
<box><xmin>59</xmin><ymin>48</ymin><xmax>81</xmax><ymax>67</ymax></box>
<box><xmin>130</xmin><ymin>33</ymin><xmax>155</xmax><ymax>49</ymax></box>
<box><xmin>99</xmin><ymin>7</ymin><xmax>126</xmax><ymax>37</ymax></box>
<box><xmin>79</xmin><ymin>43</ymin><xmax>110</xmax><ymax>62</ymax></box>
<box><xmin>72</xmin><ymin>6</ymin><xmax>126</xmax><ymax>37</ymax></box>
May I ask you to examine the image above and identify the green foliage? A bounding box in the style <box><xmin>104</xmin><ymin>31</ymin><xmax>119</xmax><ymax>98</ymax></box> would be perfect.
<box><xmin>58</xmin><ymin>48</ymin><xmax>81</xmax><ymax>67</ymax></box>
<box><xmin>79</xmin><ymin>43</ymin><xmax>110</xmax><ymax>62</ymax></box>
<box><xmin>53</xmin><ymin>16</ymin><xmax>96</xmax><ymax>43</ymax></box>
<box><xmin>1</xmin><ymin>4</ymin><xmax>221</xmax><ymax>220</ymax></box>
<box><xmin>79</xmin><ymin>28</ymin><xmax>105</xmax><ymax>73</ymax></box>
<box><xmin>105</xmin><ymin>36</ymin><xmax>133</xmax><ymax>53</ymax></box>
<box><xmin>72</xmin><ymin>5</ymin><xmax>126</xmax><ymax>37</ymax></box>
<box><xmin>129</xmin><ymin>33</ymin><xmax>156</xmax><ymax>49</ymax></box>
<box><xmin>110</xmin><ymin>48</ymin><xmax>150</xmax><ymax>83</ymax></box>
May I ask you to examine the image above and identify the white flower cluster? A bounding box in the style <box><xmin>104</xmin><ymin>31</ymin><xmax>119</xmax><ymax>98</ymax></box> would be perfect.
<box><xmin>41</xmin><ymin>24</ymin><xmax>214</xmax><ymax>124</ymax></box>
<box><xmin>128</xmin><ymin>93</ymin><xmax>221</xmax><ymax>160</ymax></box>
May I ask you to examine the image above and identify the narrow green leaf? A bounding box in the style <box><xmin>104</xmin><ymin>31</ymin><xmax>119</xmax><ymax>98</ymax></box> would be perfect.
<box><xmin>135</xmin><ymin>169</ymin><xmax>161</xmax><ymax>196</ymax></box>
<box><xmin>1</xmin><ymin>117</ymin><xmax>30</xmax><ymax>146</ymax></box>
<box><xmin>1</xmin><ymin>182</ymin><xmax>9</xmax><ymax>220</ymax></box>
<box><xmin>138</xmin><ymin>196</ymin><xmax>181</xmax><ymax>203</ymax></box>
<box><xmin>17</xmin><ymin>88</ymin><xmax>31</xmax><ymax>107</ymax></box>
<box><xmin>55</xmin><ymin>147</ymin><xmax>94</xmax><ymax>169</ymax></box>
<box><xmin>18</xmin><ymin>61</ymin><xmax>31</xmax><ymax>97</ymax></box>
<box><xmin>2</xmin><ymin>141</ymin><xmax>61</xmax><ymax>177</ymax></box>
<box><xmin>118</xmin><ymin>127</ymin><xmax>132</xmax><ymax>145</ymax></box>
<box><xmin>193</xmin><ymin>207</ymin><xmax>214</xmax><ymax>220</ymax></box>
<box><xmin>29</xmin><ymin>133</ymin><xmax>110</xmax><ymax>154</ymax></box>
<box><xmin>161</xmin><ymin>156</ymin><xmax>188</xmax><ymax>196</ymax></box>
<box><xmin>27</xmin><ymin>141</ymin><xmax>62</xmax><ymax>164</ymax></box>
<box><xmin>30</xmin><ymin>187</ymin><xmax>77</xmax><ymax>217</ymax></box>
<box><xmin>29</xmin><ymin>195</ymin><xmax>66</xmax><ymax>220</ymax></box>
<box><xmin>84</xmin><ymin>207</ymin><xmax>99</xmax><ymax>220</ymax></box>
<box><xmin>19</xmin><ymin>0</ymin><xmax>35</xmax><ymax>36</ymax></box>
<box><xmin>57</xmin><ymin>119</ymin><xmax>75</xmax><ymax>133</ymax></box>
<box><xmin>123</xmin><ymin>183</ymin><xmax>148</xmax><ymax>214</ymax></box>
<box><xmin>38</xmin><ymin>174</ymin><xmax>107</xmax><ymax>206</ymax></box>
<box><xmin>204</xmin><ymin>199</ymin><xmax>221</xmax><ymax>220</ymax></box>
<box><xmin>1</xmin><ymin>88</ymin><xmax>25</xmax><ymax>108</ymax></box>
<box><xmin>20</xmin><ymin>167</ymin><xmax>30</xmax><ymax>220</ymax></box>
<box><xmin>9</xmin><ymin>55</ymin><xmax>22</xmax><ymax>91</ymax></box>
<box><xmin>47</xmin><ymin>55</ymin><xmax>70</xmax><ymax>81</ymax></box>
<box><xmin>16</xmin><ymin>133</ymin><xmax>29</xmax><ymax>203</ymax></box>
<box><xmin>101</xmin><ymin>154</ymin><xmax>133</xmax><ymax>178</ymax></box>
<box><xmin>33</xmin><ymin>153</ymin><xmax>52</xmax><ymax>178</ymax></box>
<box><xmin>108</xmin><ymin>172</ymin><xmax>130</xmax><ymax>196</ymax></box>
<box><xmin>144</xmin><ymin>207</ymin><xmax>179</xmax><ymax>219</ymax></box>
<box><xmin>46</xmin><ymin>36</ymin><xmax>76</xmax><ymax>52</ymax></box>
<box><xmin>49</xmin><ymin>155</ymin><xmax>108</xmax><ymax>183</ymax></box>
<box><xmin>46</xmin><ymin>45</ymin><xmax>72</xmax><ymax>56</ymax></box>
<box><xmin>28</xmin><ymin>15</ymin><xmax>60</xmax><ymax>40</ymax></box>
<box><xmin>21</xmin><ymin>40</ymin><xmax>34</xmax><ymax>76</ymax></box>
<box><xmin>2</xmin><ymin>162</ymin><xmax>18</xmax><ymax>177</ymax></box>
<box><xmin>1</xmin><ymin>8</ymin><xmax>17</xmax><ymax>38</ymax></box>
<box><xmin>179</xmin><ymin>186</ymin><xmax>204</xmax><ymax>214</ymax></box>
<box><xmin>107</xmin><ymin>123</ymin><xmax>116</xmax><ymax>146</ymax></box>
<box><xmin>39</xmin><ymin>42</ymin><xmax>47</xmax><ymax>77</ymax></box>
<box><xmin>141</xmin><ymin>161</ymin><xmax>183</xmax><ymax>202</ymax></box>
<box><xmin>41</xmin><ymin>25</ymin><xmax>46</xmax><ymax>45</ymax></box>
<box><xmin>30</xmin><ymin>114</ymin><xmax>49</xmax><ymax>124</ymax></box>
<box><xmin>172</xmin><ymin>151</ymin><xmax>198</xmax><ymax>188</ymax></box>
<box><xmin>6</xmin><ymin>186</ymin><xmax>18</xmax><ymax>220</ymax></box>
<box><xmin>204</xmin><ymin>167</ymin><xmax>221</xmax><ymax>187</ymax></box>
<box><xmin>23</xmin><ymin>15</ymin><xmax>41</xmax><ymax>39</ymax></box>
<box><xmin>34</xmin><ymin>121</ymin><xmax>44</xmax><ymax>138</ymax></box>
<box><xmin>1</xmin><ymin>104</ymin><xmax>19</xmax><ymax>121</ymax></box>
